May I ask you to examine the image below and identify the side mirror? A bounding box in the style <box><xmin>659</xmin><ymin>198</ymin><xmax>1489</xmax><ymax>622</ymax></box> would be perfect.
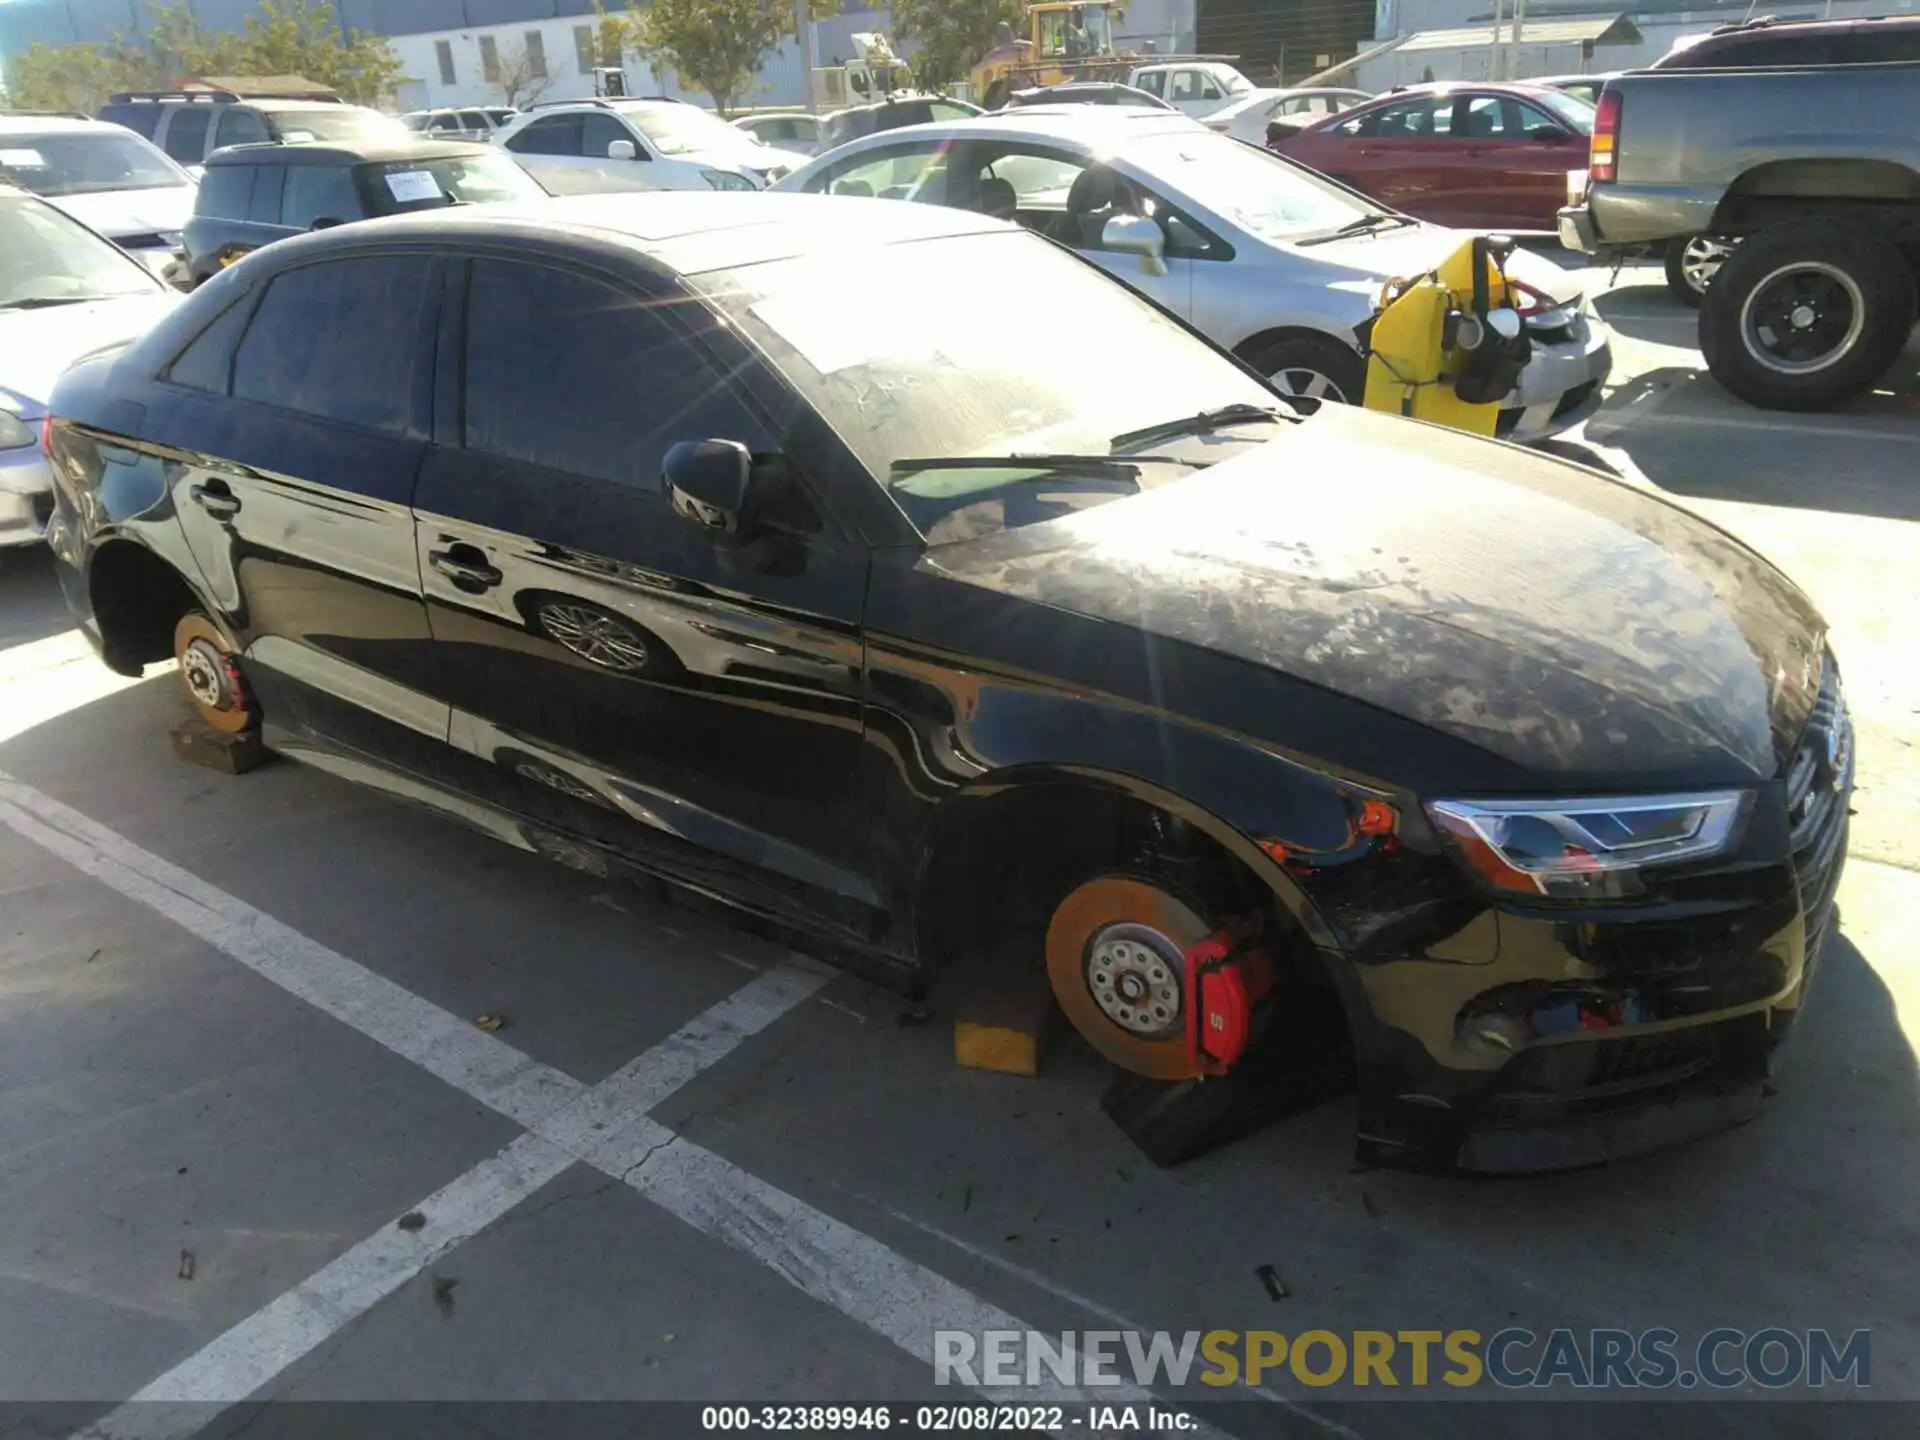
<box><xmin>1530</xmin><ymin>127</ymin><xmax>1572</xmax><ymax>144</ymax></box>
<box><xmin>309</xmin><ymin>215</ymin><xmax>345</xmax><ymax>230</ymax></box>
<box><xmin>663</xmin><ymin>439</ymin><xmax>753</xmax><ymax>536</ymax></box>
<box><xmin>607</xmin><ymin>138</ymin><xmax>637</xmax><ymax>160</ymax></box>
<box><xmin>1102</xmin><ymin>213</ymin><xmax>1168</xmax><ymax>277</ymax></box>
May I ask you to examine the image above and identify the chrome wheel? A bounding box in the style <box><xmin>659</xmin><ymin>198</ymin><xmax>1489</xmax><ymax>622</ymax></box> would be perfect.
<box><xmin>1740</xmin><ymin>262</ymin><xmax>1866</xmax><ymax>376</ymax></box>
<box><xmin>1269</xmin><ymin>366</ymin><xmax>1349</xmax><ymax>412</ymax></box>
<box><xmin>537</xmin><ymin>602</ymin><xmax>651</xmax><ymax>672</ymax></box>
<box><xmin>1084</xmin><ymin>922</ymin><xmax>1185</xmax><ymax>1039</ymax></box>
<box><xmin>1680</xmin><ymin>235</ymin><xmax>1733</xmax><ymax>294</ymax></box>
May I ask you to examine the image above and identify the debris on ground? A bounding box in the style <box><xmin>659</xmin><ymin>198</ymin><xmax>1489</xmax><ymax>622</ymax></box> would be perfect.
<box><xmin>431</xmin><ymin>1276</ymin><xmax>458</xmax><ymax>1317</ymax></box>
<box><xmin>1361</xmin><ymin>1191</ymin><xmax>1382</xmax><ymax>1220</ymax></box>
<box><xmin>472</xmin><ymin>1014</ymin><xmax>507</xmax><ymax>1033</ymax></box>
<box><xmin>84</xmin><ymin>949</ymin><xmax>100</xmax><ymax>964</ymax></box>
<box><xmin>962</xmin><ymin>1183</ymin><xmax>973</xmax><ymax>1212</ymax></box>
<box><xmin>177</xmin><ymin>1250</ymin><xmax>195</xmax><ymax>1281</ymax></box>
<box><xmin>897</xmin><ymin>1006</ymin><xmax>931</xmax><ymax>1028</ymax></box>
<box><xmin>1254</xmin><ymin>1264</ymin><xmax>1288</xmax><ymax>1301</ymax></box>
<box><xmin>397</xmin><ymin>1211</ymin><xmax>426</xmax><ymax>1233</ymax></box>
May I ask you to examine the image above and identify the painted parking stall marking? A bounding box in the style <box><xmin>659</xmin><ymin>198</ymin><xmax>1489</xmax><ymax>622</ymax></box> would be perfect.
<box><xmin>0</xmin><ymin>774</ymin><xmax>1333</xmax><ymax>1439</ymax></box>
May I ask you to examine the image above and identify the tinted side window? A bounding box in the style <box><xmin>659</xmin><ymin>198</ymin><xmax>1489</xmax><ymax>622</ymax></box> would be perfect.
<box><xmin>462</xmin><ymin>260</ymin><xmax>765</xmax><ymax>489</ymax></box>
<box><xmin>507</xmin><ymin>115</ymin><xmax>582</xmax><ymax>155</ymax></box>
<box><xmin>580</xmin><ymin>112</ymin><xmax>631</xmax><ymax>156</ymax></box>
<box><xmin>163</xmin><ymin>107</ymin><xmax>212</xmax><ymax>162</ymax></box>
<box><xmin>165</xmin><ymin>292</ymin><xmax>256</xmax><ymax>394</ymax></box>
<box><xmin>1832</xmin><ymin>29</ymin><xmax>1920</xmax><ymax>62</ymax></box>
<box><xmin>232</xmin><ymin>256</ymin><xmax>431</xmax><ymax>433</ymax></box>
<box><xmin>101</xmin><ymin>104</ymin><xmax>161</xmax><ymax>139</ymax></box>
<box><xmin>248</xmin><ymin>165</ymin><xmax>287</xmax><ymax>223</ymax></box>
<box><xmin>196</xmin><ymin>166</ymin><xmax>253</xmax><ymax>220</ymax></box>
<box><xmin>281</xmin><ymin>165</ymin><xmax>361</xmax><ymax>227</ymax></box>
<box><xmin>213</xmin><ymin>108</ymin><xmax>271</xmax><ymax>148</ymax></box>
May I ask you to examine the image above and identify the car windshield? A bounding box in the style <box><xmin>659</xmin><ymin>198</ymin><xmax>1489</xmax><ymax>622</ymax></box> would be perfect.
<box><xmin>1127</xmin><ymin>130</ymin><xmax>1377</xmax><ymax>240</ymax></box>
<box><xmin>359</xmin><ymin>151</ymin><xmax>547</xmax><ymax>213</ymax></box>
<box><xmin>271</xmin><ymin>108</ymin><xmax>411</xmax><ymax>145</ymax></box>
<box><xmin>699</xmin><ymin>231</ymin><xmax>1285</xmax><ymax>541</ymax></box>
<box><xmin>0</xmin><ymin>131</ymin><xmax>188</xmax><ymax>197</ymax></box>
<box><xmin>1529</xmin><ymin>88</ymin><xmax>1596</xmax><ymax>133</ymax></box>
<box><xmin>618</xmin><ymin>102</ymin><xmax>744</xmax><ymax>155</ymax></box>
<box><xmin>0</xmin><ymin>194</ymin><xmax>162</xmax><ymax>309</ymax></box>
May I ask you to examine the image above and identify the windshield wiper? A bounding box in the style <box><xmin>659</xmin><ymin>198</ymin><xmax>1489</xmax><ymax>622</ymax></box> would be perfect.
<box><xmin>1296</xmin><ymin>213</ymin><xmax>1413</xmax><ymax>247</ymax></box>
<box><xmin>889</xmin><ymin>452</ymin><xmax>1206</xmax><ymax>480</ymax></box>
<box><xmin>0</xmin><ymin>296</ymin><xmax>93</xmax><ymax>310</ymax></box>
<box><xmin>1107</xmin><ymin>403</ymin><xmax>1293</xmax><ymax>452</ymax></box>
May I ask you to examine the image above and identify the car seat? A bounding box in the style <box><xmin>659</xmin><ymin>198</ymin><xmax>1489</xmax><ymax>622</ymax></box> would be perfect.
<box><xmin>978</xmin><ymin>176</ymin><xmax>1017</xmax><ymax>220</ymax></box>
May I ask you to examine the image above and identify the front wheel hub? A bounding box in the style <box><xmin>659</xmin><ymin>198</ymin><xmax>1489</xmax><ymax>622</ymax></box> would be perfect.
<box><xmin>1085</xmin><ymin>922</ymin><xmax>1184</xmax><ymax>1038</ymax></box>
<box><xmin>180</xmin><ymin>637</ymin><xmax>233</xmax><ymax>711</ymax></box>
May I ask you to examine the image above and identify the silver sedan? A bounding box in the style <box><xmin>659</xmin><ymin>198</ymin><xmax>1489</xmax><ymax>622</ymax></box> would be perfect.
<box><xmin>774</xmin><ymin>108</ymin><xmax>1610</xmax><ymax>442</ymax></box>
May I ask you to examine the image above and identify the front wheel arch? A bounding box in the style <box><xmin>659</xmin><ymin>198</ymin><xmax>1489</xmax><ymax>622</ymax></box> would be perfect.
<box><xmin>1233</xmin><ymin>327</ymin><xmax>1368</xmax><ymax>412</ymax></box>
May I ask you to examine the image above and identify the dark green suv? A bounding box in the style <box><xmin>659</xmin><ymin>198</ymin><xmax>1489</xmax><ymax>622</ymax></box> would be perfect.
<box><xmin>181</xmin><ymin>140</ymin><xmax>546</xmax><ymax>284</ymax></box>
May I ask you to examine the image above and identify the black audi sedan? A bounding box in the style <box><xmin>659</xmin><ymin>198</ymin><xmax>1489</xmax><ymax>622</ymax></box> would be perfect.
<box><xmin>42</xmin><ymin>194</ymin><xmax>1849</xmax><ymax>1172</ymax></box>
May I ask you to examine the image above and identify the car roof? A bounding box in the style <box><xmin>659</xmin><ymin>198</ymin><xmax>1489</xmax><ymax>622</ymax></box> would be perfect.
<box><xmin>968</xmin><ymin>108</ymin><xmax>1200</xmax><ymax>138</ymax></box>
<box><xmin>0</xmin><ymin>114</ymin><xmax>121</xmax><ymax>135</ymax></box>
<box><xmin>205</xmin><ymin>138</ymin><xmax>487</xmax><ymax>166</ymax></box>
<box><xmin>1382</xmin><ymin>81</ymin><xmax>1565</xmax><ymax>99</ymax></box>
<box><xmin>270</xmin><ymin>191</ymin><xmax>1007</xmax><ymax>278</ymax></box>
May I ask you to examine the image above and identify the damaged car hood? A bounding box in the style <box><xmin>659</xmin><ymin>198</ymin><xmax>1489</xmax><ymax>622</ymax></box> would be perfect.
<box><xmin>922</xmin><ymin>405</ymin><xmax>1825</xmax><ymax>783</ymax></box>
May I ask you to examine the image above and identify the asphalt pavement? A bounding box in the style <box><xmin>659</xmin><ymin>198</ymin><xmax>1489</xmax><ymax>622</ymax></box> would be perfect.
<box><xmin>2</xmin><ymin>251</ymin><xmax>1916</xmax><ymax>1439</ymax></box>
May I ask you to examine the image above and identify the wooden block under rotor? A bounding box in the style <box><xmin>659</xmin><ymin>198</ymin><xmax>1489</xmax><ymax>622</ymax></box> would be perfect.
<box><xmin>169</xmin><ymin>719</ymin><xmax>272</xmax><ymax>775</ymax></box>
<box><xmin>954</xmin><ymin>976</ymin><xmax>1057</xmax><ymax>1077</ymax></box>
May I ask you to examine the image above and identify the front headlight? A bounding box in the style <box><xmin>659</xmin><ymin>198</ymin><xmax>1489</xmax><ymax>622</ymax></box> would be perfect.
<box><xmin>701</xmin><ymin>168</ymin><xmax>756</xmax><ymax>192</ymax></box>
<box><xmin>0</xmin><ymin>408</ymin><xmax>36</xmax><ymax>451</ymax></box>
<box><xmin>1426</xmin><ymin>791</ymin><xmax>1749</xmax><ymax>900</ymax></box>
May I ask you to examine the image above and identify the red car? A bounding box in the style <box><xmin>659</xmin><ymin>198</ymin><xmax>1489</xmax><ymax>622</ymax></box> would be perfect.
<box><xmin>1269</xmin><ymin>83</ymin><xmax>1595</xmax><ymax>232</ymax></box>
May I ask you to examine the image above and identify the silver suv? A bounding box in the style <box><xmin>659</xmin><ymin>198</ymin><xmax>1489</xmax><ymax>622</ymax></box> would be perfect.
<box><xmin>97</xmin><ymin>89</ymin><xmax>409</xmax><ymax>169</ymax></box>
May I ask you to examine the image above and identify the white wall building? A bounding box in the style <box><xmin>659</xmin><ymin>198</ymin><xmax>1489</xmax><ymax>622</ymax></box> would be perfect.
<box><xmin>1362</xmin><ymin>0</ymin><xmax>1916</xmax><ymax>88</ymax></box>
<box><xmin>386</xmin><ymin>8</ymin><xmax>901</xmax><ymax>115</ymax></box>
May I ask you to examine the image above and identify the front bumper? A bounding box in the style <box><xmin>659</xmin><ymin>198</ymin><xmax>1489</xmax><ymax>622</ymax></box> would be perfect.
<box><xmin>1337</xmin><ymin>675</ymin><xmax>1851</xmax><ymax>1174</ymax></box>
<box><xmin>0</xmin><ymin>444</ymin><xmax>54</xmax><ymax>550</ymax></box>
<box><xmin>1497</xmin><ymin>305</ymin><xmax>1613</xmax><ymax>444</ymax></box>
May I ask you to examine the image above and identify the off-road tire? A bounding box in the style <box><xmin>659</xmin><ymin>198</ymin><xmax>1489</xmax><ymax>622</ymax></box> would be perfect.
<box><xmin>1699</xmin><ymin>221</ymin><xmax>1917</xmax><ymax>412</ymax></box>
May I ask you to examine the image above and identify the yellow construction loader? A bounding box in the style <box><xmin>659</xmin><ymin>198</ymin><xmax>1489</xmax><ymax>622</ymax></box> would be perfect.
<box><xmin>969</xmin><ymin>2</ymin><xmax>1235</xmax><ymax>109</ymax></box>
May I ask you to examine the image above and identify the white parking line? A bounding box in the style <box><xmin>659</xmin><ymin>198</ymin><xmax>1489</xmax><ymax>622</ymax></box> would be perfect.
<box><xmin>0</xmin><ymin>774</ymin><xmax>1353</xmax><ymax>1439</ymax></box>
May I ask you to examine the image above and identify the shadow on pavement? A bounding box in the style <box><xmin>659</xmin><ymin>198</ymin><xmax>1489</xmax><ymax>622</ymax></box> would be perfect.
<box><xmin>0</xmin><ymin>547</ymin><xmax>73</xmax><ymax>654</ymax></box>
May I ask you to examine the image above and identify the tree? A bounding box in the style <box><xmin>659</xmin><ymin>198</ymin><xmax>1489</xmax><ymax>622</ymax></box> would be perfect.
<box><xmin>891</xmin><ymin>0</ymin><xmax>1026</xmax><ymax>89</ymax></box>
<box><xmin>491</xmin><ymin>36</ymin><xmax>559</xmax><ymax>109</ymax></box>
<box><xmin>2</xmin><ymin>0</ymin><xmax>403</xmax><ymax>115</ymax></box>
<box><xmin>620</xmin><ymin>0</ymin><xmax>835</xmax><ymax>115</ymax></box>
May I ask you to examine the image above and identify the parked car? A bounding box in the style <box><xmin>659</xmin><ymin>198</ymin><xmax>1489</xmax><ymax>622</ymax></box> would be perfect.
<box><xmin>816</xmin><ymin>95</ymin><xmax>982</xmax><ymax>153</ymax></box>
<box><xmin>731</xmin><ymin>112</ymin><xmax>823</xmax><ymax>155</ymax></box>
<box><xmin>496</xmin><ymin>98</ymin><xmax>809</xmax><ymax>193</ymax></box>
<box><xmin>777</xmin><ymin>108</ymin><xmax>1609</xmax><ymax>440</ymax></box>
<box><xmin>1559</xmin><ymin>62</ymin><xmax>1920</xmax><ymax>410</ymax></box>
<box><xmin>181</xmin><ymin>139</ymin><xmax>547</xmax><ymax>285</ymax></box>
<box><xmin>44</xmin><ymin>191</ymin><xmax>1849</xmax><ymax>1172</ymax></box>
<box><xmin>1652</xmin><ymin>13</ymin><xmax>1920</xmax><ymax>68</ymax></box>
<box><xmin>1202</xmin><ymin>86</ymin><xmax>1372</xmax><ymax>146</ymax></box>
<box><xmin>1271</xmin><ymin>82</ymin><xmax>1595</xmax><ymax>233</ymax></box>
<box><xmin>0</xmin><ymin>113</ymin><xmax>195</xmax><ymax>280</ymax></box>
<box><xmin>98</xmin><ymin>89</ymin><xmax>411</xmax><ymax>170</ymax></box>
<box><xmin>401</xmin><ymin>107</ymin><xmax>518</xmax><ymax>142</ymax></box>
<box><xmin>1127</xmin><ymin>61</ymin><xmax>1255</xmax><ymax>118</ymax></box>
<box><xmin>1004</xmin><ymin>83</ymin><xmax>1176</xmax><ymax>111</ymax></box>
<box><xmin>1530</xmin><ymin>73</ymin><xmax>1619</xmax><ymax>108</ymax></box>
<box><xmin>1</xmin><ymin>185</ymin><xmax>180</xmax><ymax>552</ymax></box>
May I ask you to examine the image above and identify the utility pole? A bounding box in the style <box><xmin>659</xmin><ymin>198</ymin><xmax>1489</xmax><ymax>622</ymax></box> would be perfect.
<box><xmin>797</xmin><ymin>2</ymin><xmax>817</xmax><ymax>112</ymax></box>
<box><xmin>1509</xmin><ymin>0</ymin><xmax>1528</xmax><ymax>80</ymax></box>
<box><xmin>1490</xmin><ymin>0</ymin><xmax>1506</xmax><ymax>79</ymax></box>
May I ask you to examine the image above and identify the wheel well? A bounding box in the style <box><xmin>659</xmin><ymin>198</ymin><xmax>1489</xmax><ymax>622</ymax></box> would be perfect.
<box><xmin>1236</xmin><ymin>326</ymin><xmax>1359</xmax><ymax>372</ymax></box>
<box><xmin>1713</xmin><ymin>162</ymin><xmax>1920</xmax><ymax>236</ymax></box>
<box><xmin>88</xmin><ymin>541</ymin><xmax>199</xmax><ymax>674</ymax></box>
<box><xmin>913</xmin><ymin>779</ymin><xmax>1321</xmax><ymax>987</ymax></box>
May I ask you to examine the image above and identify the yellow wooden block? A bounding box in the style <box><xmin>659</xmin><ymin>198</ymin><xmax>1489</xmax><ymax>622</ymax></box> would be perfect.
<box><xmin>954</xmin><ymin>980</ymin><xmax>1056</xmax><ymax>1077</ymax></box>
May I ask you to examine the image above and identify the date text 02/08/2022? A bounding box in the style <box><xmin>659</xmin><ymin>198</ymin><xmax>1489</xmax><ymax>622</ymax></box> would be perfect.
<box><xmin>700</xmin><ymin>1405</ymin><xmax>1198</xmax><ymax>1432</ymax></box>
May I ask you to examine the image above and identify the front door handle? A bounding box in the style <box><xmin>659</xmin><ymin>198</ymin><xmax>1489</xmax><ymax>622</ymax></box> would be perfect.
<box><xmin>429</xmin><ymin>548</ymin><xmax>503</xmax><ymax>590</ymax></box>
<box><xmin>189</xmin><ymin>482</ymin><xmax>240</xmax><ymax>518</ymax></box>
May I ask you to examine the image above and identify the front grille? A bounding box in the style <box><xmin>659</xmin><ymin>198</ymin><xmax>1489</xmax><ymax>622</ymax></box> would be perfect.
<box><xmin>111</xmin><ymin>231</ymin><xmax>171</xmax><ymax>250</ymax></box>
<box><xmin>1785</xmin><ymin>655</ymin><xmax>1850</xmax><ymax>954</ymax></box>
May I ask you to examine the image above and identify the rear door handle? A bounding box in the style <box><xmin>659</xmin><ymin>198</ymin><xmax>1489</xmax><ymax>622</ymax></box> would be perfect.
<box><xmin>189</xmin><ymin>482</ymin><xmax>240</xmax><ymax>518</ymax></box>
<box><xmin>429</xmin><ymin>548</ymin><xmax>503</xmax><ymax>590</ymax></box>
